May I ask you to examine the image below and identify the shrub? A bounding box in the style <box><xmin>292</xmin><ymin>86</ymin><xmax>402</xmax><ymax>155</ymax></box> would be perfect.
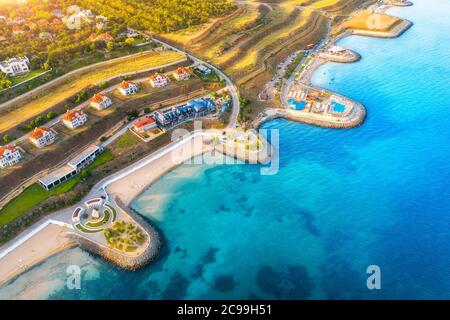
<box><xmin>2</xmin><ymin>134</ymin><xmax>11</xmax><ymax>143</ymax></box>
<box><xmin>46</xmin><ymin>111</ymin><xmax>57</xmax><ymax>120</ymax></box>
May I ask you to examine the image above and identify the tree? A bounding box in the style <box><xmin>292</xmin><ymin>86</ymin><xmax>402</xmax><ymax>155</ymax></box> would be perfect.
<box><xmin>126</xmin><ymin>109</ymin><xmax>140</xmax><ymax>120</ymax></box>
<box><xmin>0</xmin><ymin>74</ymin><xmax>12</xmax><ymax>90</ymax></box>
<box><xmin>46</xmin><ymin>111</ymin><xmax>57</xmax><ymax>120</ymax></box>
<box><xmin>2</xmin><ymin>134</ymin><xmax>11</xmax><ymax>144</ymax></box>
<box><xmin>124</xmin><ymin>38</ymin><xmax>134</xmax><ymax>47</ymax></box>
<box><xmin>106</xmin><ymin>41</ymin><xmax>114</xmax><ymax>51</ymax></box>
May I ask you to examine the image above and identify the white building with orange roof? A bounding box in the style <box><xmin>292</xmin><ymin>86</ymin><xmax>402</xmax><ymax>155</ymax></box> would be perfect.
<box><xmin>149</xmin><ymin>72</ymin><xmax>169</xmax><ymax>88</ymax></box>
<box><xmin>118</xmin><ymin>81</ymin><xmax>139</xmax><ymax>96</ymax></box>
<box><xmin>173</xmin><ymin>67</ymin><xmax>191</xmax><ymax>81</ymax></box>
<box><xmin>133</xmin><ymin>116</ymin><xmax>156</xmax><ymax>132</ymax></box>
<box><xmin>63</xmin><ymin>109</ymin><xmax>88</xmax><ymax>129</ymax></box>
<box><xmin>90</xmin><ymin>93</ymin><xmax>112</xmax><ymax>110</ymax></box>
<box><xmin>0</xmin><ymin>146</ymin><xmax>22</xmax><ymax>168</ymax></box>
<box><xmin>29</xmin><ymin>127</ymin><xmax>57</xmax><ymax>148</ymax></box>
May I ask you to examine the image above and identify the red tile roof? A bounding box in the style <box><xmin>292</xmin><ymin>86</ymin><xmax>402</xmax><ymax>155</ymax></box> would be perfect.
<box><xmin>134</xmin><ymin>116</ymin><xmax>155</xmax><ymax>128</ymax></box>
<box><xmin>29</xmin><ymin>127</ymin><xmax>52</xmax><ymax>140</ymax></box>
<box><xmin>91</xmin><ymin>93</ymin><xmax>107</xmax><ymax>104</ymax></box>
<box><xmin>0</xmin><ymin>146</ymin><xmax>18</xmax><ymax>158</ymax></box>
<box><xmin>150</xmin><ymin>72</ymin><xmax>167</xmax><ymax>81</ymax></box>
<box><xmin>119</xmin><ymin>81</ymin><xmax>136</xmax><ymax>89</ymax></box>
<box><xmin>63</xmin><ymin>110</ymin><xmax>85</xmax><ymax>122</ymax></box>
<box><xmin>89</xmin><ymin>33</ymin><xmax>113</xmax><ymax>42</ymax></box>
<box><xmin>175</xmin><ymin>67</ymin><xmax>190</xmax><ymax>75</ymax></box>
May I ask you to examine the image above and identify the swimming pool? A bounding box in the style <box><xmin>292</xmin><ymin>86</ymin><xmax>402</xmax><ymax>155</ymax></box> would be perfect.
<box><xmin>331</xmin><ymin>101</ymin><xmax>346</xmax><ymax>113</ymax></box>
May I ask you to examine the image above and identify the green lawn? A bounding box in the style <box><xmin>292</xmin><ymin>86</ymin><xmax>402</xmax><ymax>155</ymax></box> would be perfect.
<box><xmin>105</xmin><ymin>204</ymin><xmax>117</xmax><ymax>222</ymax></box>
<box><xmin>0</xmin><ymin>150</ymin><xmax>114</xmax><ymax>227</ymax></box>
<box><xmin>86</xmin><ymin>209</ymin><xmax>111</xmax><ymax>228</ymax></box>
<box><xmin>113</xmin><ymin>131</ymin><xmax>142</xmax><ymax>149</ymax></box>
<box><xmin>10</xmin><ymin>70</ymin><xmax>47</xmax><ymax>86</ymax></box>
<box><xmin>75</xmin><ymin>223</ymin><xmax>103</xmax><ymax>233</ymax></box>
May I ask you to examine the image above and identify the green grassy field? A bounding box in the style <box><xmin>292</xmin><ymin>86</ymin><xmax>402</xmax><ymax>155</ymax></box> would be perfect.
<box><xmin>0</xmin><ymin>150</ymin><xmax>114</xmax><ymax>227</ymax></box>
<box><xmin>113</xmin><ymin>131</ymin><xmax>142</xmax><ymax>149</ymax></box>
<box><xmin>10</xmin><ymin>70</ymin><xmax>47</xmax><ymax>86</ymax></box>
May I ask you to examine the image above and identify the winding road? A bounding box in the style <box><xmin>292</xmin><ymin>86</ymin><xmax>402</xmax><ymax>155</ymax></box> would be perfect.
<box><xmin>152</xmin><ymin>38</ymin><xmax>241</xmax><ymax>129</ymax></box>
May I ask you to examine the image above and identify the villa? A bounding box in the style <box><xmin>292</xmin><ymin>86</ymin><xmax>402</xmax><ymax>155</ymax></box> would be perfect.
<box><xmin>188</xmin><ymin>98</ymin><xmax>217</xmax><ymax>117</ymax></box>
<box><xmin>173</xmin><ymin>67</ymin><xmax>191</xmax><ymax>81</ymax></box>
<box><xmin>118</xmin><ymin>81</ymin><xmax>139</xmax><ymax>96</ymax></box>
<box><xmin>91</xmin><ymin>93</ymin><xmax>112</xmax><ymax>110</ymax></box>
<box><xmin>63</xmin><ymin>110</ymin><xmax>88</xmax><ymax>129</ymax></box>
<box><xmin>195</xmin><ymin>64</ymin><xmax>212</xmax><ymax>75</ymax></box>
<box><xmin>133</xmin><ymin>116</ymin><xmax>157</xmax><ymax>132</ymax></box>
<box><xmin>149</xmin><ymin>73</ymin><xmax>169</xmax><ymax>88</ymax></box>
<box><xmin>88</xmin><ymin>33</ymin><xmax>113</xmax><ymax>42</ymax></box>
<box><xmin>0</xmin><ymin>146</ymin><xmax>22</xmax><ymax>168</ymax></box>
<box><xmin>0</xmin><ymin>56</ymin><xmax>30</xmax><ymax>77</ymax></box>
<box><xmin>154</xmin><ymin>98</ymin><xmax>217</xmax><ymax>127</ymax></box>
<box><xmin>29</xmin><ymin>127</ymin><xmax>57</xmax><ymax>148</ymax></box>
<box><xmin>119</xmin><ymin>27</ymin><xmax>139</xmax><ymax>38</ymax></box>
<box><xmin>38</xmin><ymin>145</ymin><xmax>104</xmax><ymax>190</ymax></box>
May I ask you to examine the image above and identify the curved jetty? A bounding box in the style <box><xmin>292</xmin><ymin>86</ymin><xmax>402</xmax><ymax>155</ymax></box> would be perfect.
<box><xmin>72</xmin><ymin>198</ymin><xmax>161</xmax><ymax>270</ymax></box>
<box><xmin>350</xmin><ymin>19</ymin><xmax>413</xmax><ymax>38</ymax></box>
<box><xmin>318</xmin><ymin>46</ymin><xmax>361</xmax><ymax>63</ymax></box>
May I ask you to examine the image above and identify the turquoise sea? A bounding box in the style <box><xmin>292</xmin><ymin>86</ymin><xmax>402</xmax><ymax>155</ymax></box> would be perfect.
<box><xmin>1</xmin><ymin>0</ymin><xmax>449</xmax><ymax>299</ymax></box>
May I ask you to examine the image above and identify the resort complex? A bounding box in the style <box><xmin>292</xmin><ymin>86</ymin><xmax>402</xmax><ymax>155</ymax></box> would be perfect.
<box><xmin>3</xmin><ymin>0</ymin><xmax>443</xmax><ymax>303</ymax></box>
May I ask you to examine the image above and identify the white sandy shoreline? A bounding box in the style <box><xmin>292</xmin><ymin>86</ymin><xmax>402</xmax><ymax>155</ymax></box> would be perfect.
<box><xmin>0</xmin><ymin>223</ymin><xmax>75</xmax><ymax>289</ymax></box>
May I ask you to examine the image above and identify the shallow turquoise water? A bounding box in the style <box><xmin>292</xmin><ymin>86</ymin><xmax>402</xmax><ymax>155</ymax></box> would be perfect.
<box><xmin>1</xmin><ymin>0</ymin><xmax>449</xmax><ymax>299</ymax></box>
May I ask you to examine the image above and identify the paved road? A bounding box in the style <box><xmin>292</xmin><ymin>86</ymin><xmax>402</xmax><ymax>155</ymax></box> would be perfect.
<box><xmin>280</xmin><ymin>17</ymin><xmax>333</xmax><ymax>108</ymax></box>
<box><xmin>152</xmin><ymin>38</ymin><xmax>241</xmax><ymax>129</ymax></box>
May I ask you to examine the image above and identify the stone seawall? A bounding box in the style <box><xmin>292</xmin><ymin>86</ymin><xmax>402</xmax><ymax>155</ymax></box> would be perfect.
<box><xmin>319</xmin><ymin>50</ymin><xmax>361</xmax><ymax>63</ymax></box>
<box><xmin>253</xmin><ymin>103</ymin><xmax>366</xmax><ymax>130</ymax></box>
<box><xmin>350</xmin><ymin>20</ymin><xmax>413</xmax><ymax>38</ymax></box>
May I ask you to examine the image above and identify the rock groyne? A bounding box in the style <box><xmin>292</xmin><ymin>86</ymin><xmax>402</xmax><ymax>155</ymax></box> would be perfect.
<box><xmin>71</xmin><ymin>200</ymin><xmax>161</xmax><ymax>271</ymax></box>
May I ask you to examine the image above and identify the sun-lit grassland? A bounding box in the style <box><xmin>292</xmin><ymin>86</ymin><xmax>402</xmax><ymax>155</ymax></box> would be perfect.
<box><xmin>0</xmin><ymin>150</ymin><xmax>113</xmax><ymax>228</ymax></box>
<box><xmin>230</xmin><ymin>7</ymin><xmax>315</xmax><ymax>72</ymax></box>
<box><xmin>162</xmin><ymin>2</ymin><xmax>260</xmax><ymax>48</ymax></box>
<box><xmin>0</xmin><ymin>50</ymin><xmax>185</xmax><ymax>133</ymax></box>
<box><xmin>341</xmin><ymin>10</ymin><xmax>403</xmax><ymax>31</ymax></box>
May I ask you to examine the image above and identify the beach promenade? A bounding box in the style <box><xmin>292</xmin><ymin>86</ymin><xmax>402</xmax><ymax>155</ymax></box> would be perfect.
<box><xmin>0</xmin><ymin>128</ymin><xmax>272</xmax><ymax>287</ymax></box>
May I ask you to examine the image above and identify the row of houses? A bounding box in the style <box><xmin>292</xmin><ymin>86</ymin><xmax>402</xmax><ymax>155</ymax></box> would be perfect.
<box><xmin>153</xmin><ymin>98</ymin><xmax>218</xmax><ymax>128</ymax></box>
<box><xmin>131</xmin><ymin>95</ymin><xmax>228</xmax><ymax>135</ymax></box>
<box><xmin>0</xmin><ymin>109</ymin><xmax>89</xmax><ymax>168</ymax></box>
<box><xmin>114</xmin><ymin>67</ymin><xmax>192</xmax><ymax>97</ymax></box>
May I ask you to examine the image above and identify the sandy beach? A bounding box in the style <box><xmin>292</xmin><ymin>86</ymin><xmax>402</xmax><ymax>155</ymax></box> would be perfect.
<box><xmin>105</xmin><ymin>134</ymin><xmax>214</xmax><ymax>206</ymax></box>
<box><xmin>0</xmin><ymin>223</ymin><xmax>75</xmax><ymax>288</ymax></box>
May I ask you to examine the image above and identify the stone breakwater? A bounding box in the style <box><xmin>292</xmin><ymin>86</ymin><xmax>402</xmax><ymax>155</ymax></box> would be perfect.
<box><xmin>318</xmin><ymin>50</ymin><xmax>361</xmax><ymax>63</ymax></box>
<box><xmin>71</xmin><ymin>200</ymin><xmax>161</xmax><ymax>271</ymax></box>
<box><xmin>253</xmin><ymin>100</ymin><xmax>366</xmax><ymax>130</ymax></box>
<box><xmin>350</xmin><ymin>19</ymin><xmax>413</xmax><ymax>38</ymax></box>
